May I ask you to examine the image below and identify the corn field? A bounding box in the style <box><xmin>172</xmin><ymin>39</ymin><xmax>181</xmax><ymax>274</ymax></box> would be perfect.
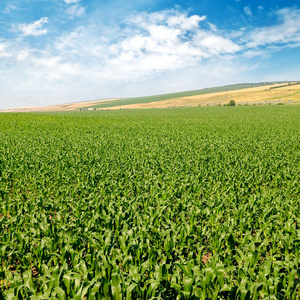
<box><xmin>0</xmin><ymin>106</ymin><xmax>300</xmax><ymax>299</ymax></box>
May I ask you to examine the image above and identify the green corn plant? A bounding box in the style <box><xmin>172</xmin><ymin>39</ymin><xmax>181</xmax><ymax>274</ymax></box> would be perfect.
<box><xmin>0</xmin><ymin>106</ymin><xmax>299</xmax><ymax>298</ymax></box>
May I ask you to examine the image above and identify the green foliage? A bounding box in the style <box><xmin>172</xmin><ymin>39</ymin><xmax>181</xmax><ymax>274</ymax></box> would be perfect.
<box><xmin>228</xmin><ymin>100</ymin><xmax>236</xmax><ymax>106</ymax></box>
<box><xmin>0</xmin><ymin>106</ymin><xmax>300</xmax><ymax>298</ymax></box>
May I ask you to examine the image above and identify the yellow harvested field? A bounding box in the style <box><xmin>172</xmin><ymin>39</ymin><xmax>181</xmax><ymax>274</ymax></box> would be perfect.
<box><xmin>2</xmin><ymin>83</ymin><xmax>299</xmax><ymax>112</ymax></box>
<box><xmin>0</xmin><ymin>98</ymin><xmax>118</xmax><ymax>113</ymax></box>
<box><xmin>107</xmin><ymin>83</ymin><xmax>300</xmax><ymax>109</ymax></box>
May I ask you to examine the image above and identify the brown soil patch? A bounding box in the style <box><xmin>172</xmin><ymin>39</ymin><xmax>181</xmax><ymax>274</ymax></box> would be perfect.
<box><xmin>202</xmin><ymin>252</ymin><xmax>212</xmax><ymax>265</ymax></box>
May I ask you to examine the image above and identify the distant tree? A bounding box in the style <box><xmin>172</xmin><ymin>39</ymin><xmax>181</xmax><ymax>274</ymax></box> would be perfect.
<box><xmin>228</xmin><ymin>100</ymin><xmax>236</xmax><ymax>106</ymax></box>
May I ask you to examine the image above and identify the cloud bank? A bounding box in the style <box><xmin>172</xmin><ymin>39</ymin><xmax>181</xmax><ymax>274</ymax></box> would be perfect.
<box><xmin>0</xmin><ymin>6</ymin><xmax>300</xmax><ymax>108</ymax></box>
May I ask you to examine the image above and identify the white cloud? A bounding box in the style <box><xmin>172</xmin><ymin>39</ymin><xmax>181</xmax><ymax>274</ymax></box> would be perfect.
<box><xmin>246</xmin><ymin>8</ymin><xmax>300</xmax><ymax>47</ymax></box>
<box><xmin>66</xmin><ymin>4</ymin><xmax>85</xmax><ymax>18</ymax></box>
<box><xmin>44</xmin><ymin>10</ymin><xmax>240</xmax><ymax>82</ymax></box>
<box><xmin>63</xmin><ymin>0</ymin><xmax>81</xmax><ymax>3</ymax></box>
<box><xmin>195</xmin><ymin>32</ymin><xmax>240</xmax><ymax>55</ymax></box>
<box><xmin>4</xmin><ymin>4</ymin><xmax>17</xmax><ymax>14</ymax></box>
<box><xmin>18</xmin><ymin>17</ymin><xmax>48</xmax><ymax>36</ymax></box>
<box><xmin>208</xmin><ymin>22</ymin><xmax>218</xmax><ymax>32</ymax></box>
<box><xmin>0</xmin><ymin>9</ymin><xmax>243</xmax><ymax>108</ymax></box>
<box><xmin>243</xmin><ymin>49</ymin><xmax>268</xmax><ymax>58</ymax></box>
<box><xmin>166</xmin><ymin>14</ymin><xmax>206</xmax><ymax>29</ymax></box>
<box><xmin>0</xmin><ymin>43</ymin><xmax>11</xmax><ymax>58</ymax></box>
<box><xmin>244</xmin><ymin>6</ymin><xmax>252</xmax><ymax>17</ymax></box>
<box><xmin>102</xmin><ymin>10</ymin><xmax>240</xmax><ymax>78</ymax></box>
<box><xmin>1</xmin><ymin>7</ymin><xmax>300</xmax><ymax>109</ymax></box>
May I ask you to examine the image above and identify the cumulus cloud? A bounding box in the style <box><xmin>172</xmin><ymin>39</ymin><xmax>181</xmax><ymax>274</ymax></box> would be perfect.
<box><xmin>21</xmin><ymin>9</ymin><xmax>239</xmax><ymax>83</ymax></box>
<box><xmin>246</xmin><ymin>8</ymin><xmax>300</xmax><ymax>47</ymax></box>
<box><xmin>18</xmin><ymin>17</ymin><xmax>48</xmax><ymax>36</ymax></box>
<box><xmin>1</xmin><ymin>7</ymin><xmax>300</xmax><ymax>108</ymax></box>
<box><xmin>6</xmin><ymin>8</ymin><xmax>300</xmax><ymax>80</ymax></box>
<box><xmin>99</xmin><ymin>10</ymin><xmax>240</xmax><ymax>78</ymax></box>
<box><xmin>194</xmin><ymin>32</ymin><xmax>240</xmax><ymax>55</ymax></box>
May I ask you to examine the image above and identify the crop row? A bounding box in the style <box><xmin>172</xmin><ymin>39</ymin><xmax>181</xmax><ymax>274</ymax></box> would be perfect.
<box><xmin>0</xmin><ymin>106</ymin><xmax>300</xmax><ymax>299</ymax></box>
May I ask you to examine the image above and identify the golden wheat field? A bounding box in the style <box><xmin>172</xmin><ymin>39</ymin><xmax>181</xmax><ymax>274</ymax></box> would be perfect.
<box><xmin>1</xmin><ymin>82</ymin><xmax>299</xmax><ymax>112</ymax></box>
<box><xmin>108</xmin><ymin>82</ymin><xmax>300</xmax><ymax>109</ymax></box>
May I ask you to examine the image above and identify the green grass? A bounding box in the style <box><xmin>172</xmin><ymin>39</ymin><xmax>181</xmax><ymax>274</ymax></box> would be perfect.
<box><xmin>1</xmin><ymin>106</ymin><xmax>300</xmax><ymax>299</ymax></box>
<box><xmin>87</xmin><ymin>82</ymin><xmax>284</xmax><ymax>109</ymax></box>
<box><xmin>269</xmin><ymin>82</ymin><xmax>300</xmax><ymax>89</ymax></box>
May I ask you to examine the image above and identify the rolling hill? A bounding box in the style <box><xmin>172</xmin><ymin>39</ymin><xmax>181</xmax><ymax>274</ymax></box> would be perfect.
<box><xmin>1</xmin><ymin>81</ymin><xmax>300</xmax><ymax>112</ymax></box>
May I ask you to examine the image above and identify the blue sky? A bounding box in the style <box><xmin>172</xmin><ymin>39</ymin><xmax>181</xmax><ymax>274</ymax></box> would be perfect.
<box><xmin>0</xmin><ymin>0</ymin><xmax>299</xmax><ymax>109</ymax></box>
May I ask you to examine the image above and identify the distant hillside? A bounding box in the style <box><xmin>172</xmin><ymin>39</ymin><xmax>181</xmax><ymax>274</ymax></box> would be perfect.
<box><xmin>1</xmin><ymin>81</ymin><xmax>299</xmax><ymax>112</ymax></box>
<box><xmin>86</xmin><ymin>82</ymin><xmax>286</xmax><ymax>109</ymax></box>
<box><xmin>86</xmin><ymin>81</ymin><xmax>300</xmax><ymax>110</ymax></box>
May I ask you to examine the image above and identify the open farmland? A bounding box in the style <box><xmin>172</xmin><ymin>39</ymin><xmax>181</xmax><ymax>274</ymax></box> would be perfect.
<box><xmin>0</xmin><ymin>98</ymin><xmax>119</xmax><ymax>113</ymax></box>
<box><xmin>104</xmin><ymin>82</ymin><xmax>300</xmax><ymax>110</ymax></box>
<box><xmin>0</xmin><ymin>106</ymin><xmax>300</xmax><ymax>299</ymax></box>
<box><xmin>1</xmin><ymin>82</ymin><xmax>299</xmax><ymax>113</ymax></box>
